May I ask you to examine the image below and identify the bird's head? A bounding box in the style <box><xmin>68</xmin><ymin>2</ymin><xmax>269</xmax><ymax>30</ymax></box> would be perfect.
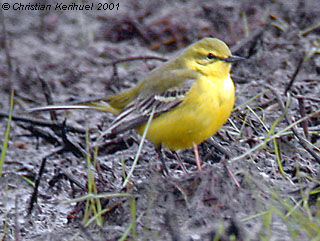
<box><xmin>182</xmin><ymin>37</ymin><xmax>244</xmax><ymax>78</ymax></box>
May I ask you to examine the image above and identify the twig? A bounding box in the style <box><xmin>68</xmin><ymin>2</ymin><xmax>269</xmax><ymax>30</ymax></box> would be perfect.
<box><xmin>36</xmin><ymin>68</ymin><xmax>57</xmax><ymax>121</ymax></box>
<box><xmin>172</xmin><ymin>150</ymin><xmax>188</xmax><ymax>174</ymax></box>
<box><xmin>297</xmin><ymin>97</ymin><xmax>309</xmax><ymax>140</ymax></box>
<box><xmin>28</xmin><ymin>125</ymin><xmax>86</xmax><ymax>215</ymax></box>
<box><xmin>299</xmin><ymin>21</ymin><xmax>320</xmax><ymax>36</ymax></box>
<box><xmin>106</xmin><ymin>56</ymin><xmax>167</xmax><ymax>91</ymax></box>
<box><xmin>231</xmin><ymin>110</ymin><xmax>320</xmax><ymax>162</ymax></box>
<box><xmin>207</xmin><ymin>137</ymin><xmax>233</xmax><ymax>158</ymax></box>
<box><xmin>15</xmin><ymin>118</ymin><xmax>86</xmax><ymax>158</ymax></box>
<box><xmin>28</xmin><ymin>155</ymin><xmax>49</xmax><ymax>215</ymax></box>
<box><xmin>292</xmin><ymin>95</ymin><xmax>320</xmax><ymax>103</ymax></box>
<box><xmin>58</xmin><ymin>119</ymin><xmax>86</xmax><ymax>158</ymax></box>
<box><xmin>284</xmin><ymin>56</ymin><xmax>304</xmax><ymax>95</ymax></box>
<box><xmin>0</xmin><ymin>111</ymin><xmax>86</xmax><ymax>134</ymax></box>
<box><xmin>110</xmin><ymin>63</ymin><xmax>120</xmax><ymax>89</ymax></box>
<box><xmin>267</xmin><ymin>85</ymin><xmax>320</xmax><ymax>163</ymax></box>
<box><xmin>105</xmin><ymin>56</ymin><xmax>167</xmax><ymax>66</ymax></box>
<box><xmin>48</xmin><ymin>168</ymin><xmax>86</xmax><ymax>190</ymax></box>
<box><xmin>222</xmin><ymin>157</ymin><xmax>241</xmax><ymax>189</ymax></box>
<box><xmin>231</xmin><ymin>21</ymin><xmax>269</xmax><ymax>58</ymax></box>
<box><xmin>18</xmin><ymin>123</ymin><xmax>61</xmax><ymax>146</ymax></box>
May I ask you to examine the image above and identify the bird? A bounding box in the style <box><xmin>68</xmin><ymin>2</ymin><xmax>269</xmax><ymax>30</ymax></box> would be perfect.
<box><xmin>30</xmin><ymin>37</ymin><xmax>244</xmax><ymax>171</ymax></box>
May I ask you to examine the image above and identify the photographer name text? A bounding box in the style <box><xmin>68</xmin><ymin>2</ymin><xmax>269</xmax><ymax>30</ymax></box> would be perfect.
<box><xmin>1</xmin><ymin>2</ymin><xmax>119</xmax><ymax>11</ymax></box>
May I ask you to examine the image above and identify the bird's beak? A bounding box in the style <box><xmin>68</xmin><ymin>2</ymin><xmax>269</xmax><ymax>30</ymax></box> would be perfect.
<box><xmin>224</xmin><ymin>55</ymin><xmax>246</xmax><ymax>63</ymax></box>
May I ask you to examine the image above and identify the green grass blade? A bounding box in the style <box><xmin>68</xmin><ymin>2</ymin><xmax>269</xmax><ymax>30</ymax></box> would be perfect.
<box><xmin>122</xmin><ymin>106</ymin><xmax>155</xmax><ymax>188</ymax></box>
<box><xmin>0</xmin><ymin>90</ymin><xmax>14</xmax><ymax>177</ymax></box>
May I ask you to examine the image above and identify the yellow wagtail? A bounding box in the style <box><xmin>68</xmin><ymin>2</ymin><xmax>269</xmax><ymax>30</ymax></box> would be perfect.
<box><xmin>30</xmin><ymin>38</ymin><xmax>244</xmax><ymax>169</ymax></box>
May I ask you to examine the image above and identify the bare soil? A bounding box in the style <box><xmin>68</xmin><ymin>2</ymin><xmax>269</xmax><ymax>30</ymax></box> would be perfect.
<box><xmin>0</xmin><ymin>0</ymin><xmax>319</xmax><ymax>240</ymax></box>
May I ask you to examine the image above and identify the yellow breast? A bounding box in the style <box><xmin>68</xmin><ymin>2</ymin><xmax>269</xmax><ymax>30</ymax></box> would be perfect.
<box><xmin>137</xmin><ymin>74</ymin><xmax>235</xmax><ymax>150</ymax></box>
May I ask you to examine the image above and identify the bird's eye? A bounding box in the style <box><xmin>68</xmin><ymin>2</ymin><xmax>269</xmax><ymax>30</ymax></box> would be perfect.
<box><xmin>207</xmin><ymin>53</ymin><xmax>216</xmax><ymax>59</ymax></box>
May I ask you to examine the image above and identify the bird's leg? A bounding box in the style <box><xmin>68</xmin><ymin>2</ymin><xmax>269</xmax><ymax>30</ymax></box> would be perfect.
<box><xmin>155</xmin><ymin>145</ymin><xmax>169</xmax><ymax>175</ymax></box>
<box><xmin>193</xmin><ymin>142</ymin><xmax>202</xmax><ymax>171</ymax></box>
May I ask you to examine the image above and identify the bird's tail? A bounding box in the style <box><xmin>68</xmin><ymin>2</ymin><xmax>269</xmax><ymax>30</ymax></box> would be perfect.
<box><xmin>28</xmin><ymin>85</ymin><xmax>139</xmax><ymax>115</ymax></box>
<box><xmin>28</xmin><ymin>97</ymin><xmax>120</xmax><ymax>115</ymax></box>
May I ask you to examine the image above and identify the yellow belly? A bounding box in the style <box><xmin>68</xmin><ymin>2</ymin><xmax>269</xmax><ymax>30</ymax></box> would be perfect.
<box><xmin>137</xmin><ymin>75</ymin><xmax>235</xmax><ymax>150</ymax></box>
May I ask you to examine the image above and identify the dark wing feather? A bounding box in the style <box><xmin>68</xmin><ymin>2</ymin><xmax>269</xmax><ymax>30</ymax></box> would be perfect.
<box><xmin>105</xmin><ymin>87</ymin><xmax>188</xmax><ymax>135</ymax></box>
